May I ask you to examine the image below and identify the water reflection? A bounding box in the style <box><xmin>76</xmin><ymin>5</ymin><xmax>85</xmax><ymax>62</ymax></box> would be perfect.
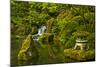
<box><xmin>17</xmin><ymin>38</ymin><xmax>67</xmax><ymax>66</ymax></box>
<box><xmin>16</xmin><ymin>26</ymin><xmax>70</xmax><ymax>66</ymax></box>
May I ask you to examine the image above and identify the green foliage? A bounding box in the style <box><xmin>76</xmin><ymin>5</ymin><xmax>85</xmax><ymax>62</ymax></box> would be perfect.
<box><xmin>84</xmin><ymin>12</ymin><xmax>95</xmax><ymax>23</ymax></box>
<box><xmin>38</xmin><ymin>33</ymin><xmax>54</xmax><ymax>42</ymax></box>
<box><xmin>87</xmin><ymin>33</ymin><xmax>95</xmax><ymax>49</ymax></box>
<box><xmin>38</xmin><ymin>33</ymin><xmax>47</xmax><ymax>42</ymax></box>
<box><xmin>65</xmin><ymin>36</ymin><xmax>76</xmax><ymax>48</ymax></box>
<box><xmin>11</xmin><ymin>1</ymin><xmax>95</xmax><ymax>66</ymax></box>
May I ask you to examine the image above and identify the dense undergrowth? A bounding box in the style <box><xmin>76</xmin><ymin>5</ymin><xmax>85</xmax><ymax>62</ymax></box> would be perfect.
<box><xmin>11</xmin><ymin>1</ymin><xmax>95</xmax><ymax>66</ymax></box>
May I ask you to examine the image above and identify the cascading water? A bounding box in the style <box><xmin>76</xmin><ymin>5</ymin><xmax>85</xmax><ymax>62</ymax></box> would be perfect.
<box><xmin>38</xmin><ymin>26</ymin><xmax>46</xmax><ymax>35</ymax></box>
<box><xmin>28</xmin><ymin>26</ymin><xmax>46</xmax><ymax>57</ymax></box>
<box><xmin>32</xmin><ymin>25</ymin><xmax>46</xmax><ymax>41</ymax></box>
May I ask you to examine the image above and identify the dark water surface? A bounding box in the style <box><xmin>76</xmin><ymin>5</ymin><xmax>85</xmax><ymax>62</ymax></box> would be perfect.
<box><xmin>11</xmin><ymin>36</ymin><xmax>76</xmax><ymax>66</ymax></box>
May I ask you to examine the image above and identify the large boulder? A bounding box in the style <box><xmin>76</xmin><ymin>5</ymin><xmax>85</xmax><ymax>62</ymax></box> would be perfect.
<box><xmin>64</xmin><ymin>48</ymin><xmax>95</xmax><ymax>62</ymax></box>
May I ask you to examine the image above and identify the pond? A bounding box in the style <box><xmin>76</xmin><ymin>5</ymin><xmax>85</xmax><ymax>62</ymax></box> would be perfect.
<box><xmin>11</xmin><ymin>36</ymin><xmax>77</xmax><ymax>66</ymax></box>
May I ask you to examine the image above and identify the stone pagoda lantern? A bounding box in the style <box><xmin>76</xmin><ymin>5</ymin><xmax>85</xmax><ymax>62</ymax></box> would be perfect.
<box><xmin>73</xmin><ymin>31</ymin><xmax>89</xmax><ymax>50</ymax></box>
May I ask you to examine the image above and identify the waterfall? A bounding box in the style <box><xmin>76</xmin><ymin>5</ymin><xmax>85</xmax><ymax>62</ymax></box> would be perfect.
<box><xmin>32</xmin><ymin>26</ymin><xmax>46</xmax><ymax>40</ymax></box>
<box><xmin>38</xmin><ymin>26</ymin><xmax>46</xmax><ymax>35</ymax></box>
<box><xmin>28</xmin><ymin>26</ymin><xmax>46</xmax><ymax>57</ymax></box>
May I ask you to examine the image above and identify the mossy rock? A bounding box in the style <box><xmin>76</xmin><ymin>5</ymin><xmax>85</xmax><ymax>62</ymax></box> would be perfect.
<box><xmin>18</xmin><ymin>34</ymin><xmax>32</xmax><ymax>61</ymax></box>
<box><xmin>18</xmin><ymin>50</ymin><xmax>28</xmax><ymax>61</ymax></box>
<box><xmin>64</xmin><ymin>48</ymin><xmax>95</xmax><ymax>61</ymax></box>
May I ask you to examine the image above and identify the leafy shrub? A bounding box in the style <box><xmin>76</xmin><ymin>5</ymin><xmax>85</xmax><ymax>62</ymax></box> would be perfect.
<box><xmin>65</xmin><ymin>36</ymin><xmax>76</xmax><ymax>48</ymax></box>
